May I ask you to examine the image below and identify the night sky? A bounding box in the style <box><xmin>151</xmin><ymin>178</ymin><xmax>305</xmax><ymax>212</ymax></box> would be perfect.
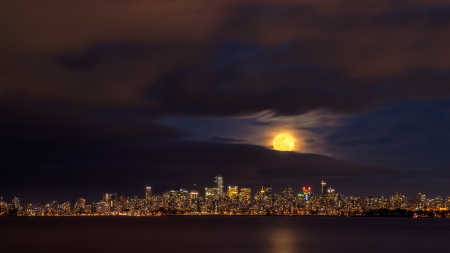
<box><xmin>2</xmin><ymin>0</ymin><xmax>450</xmax><ymax>203</ymax></box>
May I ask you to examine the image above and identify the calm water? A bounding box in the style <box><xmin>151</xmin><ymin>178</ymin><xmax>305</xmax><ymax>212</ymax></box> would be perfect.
<box><xmin>0</xmin><ymin>216</ymin><xmax>448</xmax><ymax>253</ymax></box>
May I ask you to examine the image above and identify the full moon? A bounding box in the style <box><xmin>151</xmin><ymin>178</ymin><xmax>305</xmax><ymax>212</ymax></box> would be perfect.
<box><xmin>273</xmin><ymin>133</ymin><xmax>295</xmax><ymax>151</ymax></box>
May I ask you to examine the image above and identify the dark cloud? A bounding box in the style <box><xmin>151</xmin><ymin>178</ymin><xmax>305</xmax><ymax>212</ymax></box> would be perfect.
<box><xmin>207</xmin><ymin>136</ymin><xmax>247</xmax><ymax>144</ymax></box>
<box><xmin>1</xmin><ymin>0</ymin><xmax>450</xmax><ymax>116</ymax></box>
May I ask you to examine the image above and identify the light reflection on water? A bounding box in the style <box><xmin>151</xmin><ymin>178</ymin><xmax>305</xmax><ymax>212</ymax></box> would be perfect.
<box><xmin>269</xmin><ymin>228</ymin><xmax>298</xmax><ymax>253</ymax></box>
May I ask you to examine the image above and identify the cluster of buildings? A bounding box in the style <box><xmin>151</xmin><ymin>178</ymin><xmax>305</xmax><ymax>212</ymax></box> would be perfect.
<box><xmin>2</xmin><ymin>175</ymin><xmax>450</xmax><ymax>217</ymax></box>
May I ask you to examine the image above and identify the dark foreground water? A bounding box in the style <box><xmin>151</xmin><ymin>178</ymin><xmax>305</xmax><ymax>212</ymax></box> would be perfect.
<box><xmin>0</xmin><ymin>216</ymin><xmax>448</xmax><ymax>253</ymax></box>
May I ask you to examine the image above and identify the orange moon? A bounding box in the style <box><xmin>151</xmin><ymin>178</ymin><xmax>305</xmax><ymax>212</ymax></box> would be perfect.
<box><xmin>273</xmin><ymin>133</ymin><xmax>295</xmax><ymax>151</ymax></box>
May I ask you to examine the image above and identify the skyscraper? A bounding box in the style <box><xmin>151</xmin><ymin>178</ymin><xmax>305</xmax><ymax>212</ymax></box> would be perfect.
<box><xmin>0</xmin><ymin>197</ymin><xmax>7</xmax><ymax>214</ymax></box>
<box><xmin>189</xmin><ymin>190</ymin><xmax>199</xmax><ymax>199</ymax></box>
<box><xmin>205</xmin><ymin>187</ymin><xmax>220</xmax><ymax>201</ymax></box>
<box><xmin>227</xmin><ymin>186</ymin><xmax>238</xmax><ymax>198</ymax></box>
<box><xmin>415</xmin><ymin>193</ymin><xmax>425</xmax><ymax>210</ymax></box>
<box><xmin>12</xmin><ymin>197</ymin><xmax>20</xmax><ymax>209</ymax></box>
<box><xmin>302</xmin><ymin>186</ymin><xmax>311</xmax><ymax>201</ymax></box>
<box><xmin>262</xmin><ymin>185</ymin><xmax>272</xmax><ymax>196</ymax></box>
<box><xmin>145</xmin><ymin>187</ymin><xmax>152</xmax><ymax>202</ymax></box>
<box><xmin>214</xmin><ymin>175</ymin><xmax>224</xmax><ymax>194</ymax></box>
<box><xmin>75</xmin><ymin>198</ymin><xmax>86</xmax><ymax>213</ymax></box>
<box><xmin>95</xmin><ymin>201</ymin><xmax>110</xmax><ymax>214</ymax></box>
<box><xmin>282</xmin><ymin>186</ymin><xmax>293</xmax><ymax>198</ymax></box>
<box><xmin>103</xmin><ymin>193</ymin><xmax>111</xmax><ymax>203</ymax></box>
<box><xmin>239</xmin><ymin>188</ymin><xmax>251</xmax><ymax>202</ymax></box>
<box><xmin>321</xmin><ymin>180</ymin><xmax>327</xmax><ymax>196</ymax></box>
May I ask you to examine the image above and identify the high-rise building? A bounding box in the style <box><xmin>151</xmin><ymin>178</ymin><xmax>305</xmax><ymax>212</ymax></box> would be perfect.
<box><xmin>0</xmin><ymin>197</ymin><xmax>5</xmax><ymax>213</ymax></box>
<box><xmin>103</xmin><ymin>193</ymin><xmax>111</xmax><ymax>203</ymax></box>
<box><xmin>239</xmin><ymin>188</ymin><xmax>251</xmax><ymax>202</ymax></box>
<box><xmin>95</xmin><ymin>201</ymin><xmax>110</xmax><ymax>214</ymax></box>
<box><xmin>260</xmin><ymin>185</ymin><xmax>273</xmax><ymax>207</ymax></box>
<box><xmin>61</xmin><ymin>201</ymin><xmax>71</xmax><ymax>214</ymax></box>
<box><xmin>49</xmin><ymin>200</ymin><xmax>59</xmax><ymax>214</ymax></box>
<box><xmin>392</xmin><ymin>192</ymin><xmax>407</xmax><ymax>209</ymax></box>
<box><xmin>302</xmin><ymin>186</ymin><xmax>311</xmax><ymax>201</ymax></box>
<box><xmin>103</xmin><ymin>193</ymin><xmax>118</xmax><ymax>208</ymax></box>
<box><xmin>75</xmin><ymin>198</ymin><xmax>86</xmax><ymax>213</ymax></box>
<box><xmin>240</xmin><ymin>188</ymin><xmax>251</xmax><ymax>197</ymax></box>
<box><xmin>12</xmin><ymin>197</ymin><xmax>20</xmax><ymax>209</ymax></box>
<box><xmin>118</xmin><ymin>194</ymin><xmax>125</xmax><ymax>204</ymax></box>
<box><xmin>262</xmin><ymin>185</ymin><xmax>272</xmax><ymax>196</ymax></box>
<box><xmin>189</xmin><ymin>190</ymin><xmax>199</xmax><ymax>199</ymax></box>
<box><xmin>415</xmin><ymin>193</ymin><xmax>426</xmax><ymax>210</ymax></box>
<box><xmin>145</xmin><ymin>187</ymin><xmax>152</xmax><ymax>202</ymax></box>
<box><xmin>227</xmin><ymin>186</ymin><xmax>238</xmax><ymax>198</ymax></box>
<box><xmin>205</xmin><ymin>187</ymin><xmax>220</xmax><ymax>201</ymax></box>
<box><xmin>282</xmin><ymin>186</ymin><xmax>293</xmax><ymax>198</ymax></box>
<box><xmin>321</xmin><ymin>180</ymin><xmax>327</xmax><ymax>196</ymax></box>
<box><xmin>214</xmin><ymin>175</ymin><xmax>224</xmax><ymax>194</ymax></box>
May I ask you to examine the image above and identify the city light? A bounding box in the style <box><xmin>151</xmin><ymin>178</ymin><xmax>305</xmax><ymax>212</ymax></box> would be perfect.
<box><xmin>2</xmin><ymin>176</ymin><xmax>450</xmax><ymax>218</ymax></box>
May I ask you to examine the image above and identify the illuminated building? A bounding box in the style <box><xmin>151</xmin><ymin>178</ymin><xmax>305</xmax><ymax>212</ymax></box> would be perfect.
<box><xmin>239</xmin><ymin>188</ymin><xmax>251</xmax><ymax>201</ymax></box>
<box><xmin>260</xmin><ymin>185</ymin><xmax>274</xmax><ymax>210</ymax></box>
<box><xmin>415</xmin><ymin>193</ymin><xmax>426</xmax><ymax>210</ymax></box>
<box><xmin>282</xmin><ymin>186</ymin><xmax>293</xmax><ymax>198</ymax></box>
<box><xmin>60</xmin><ymin>201</ymin><xmax>71</xmax><ymax>214</ymax></box>
<box><xmin>189</xmin><ymin>190</ymin><xmax>199</xmax><ymax>199</ymax></box>
<box><xmin>145</xmin><ymin>187</ymin><xmax>152</xmax><ymax>202</ymax></box>
<box><xmin>205</xmin><ymin>187</ymin><xmax>220</xmax><ymax>201</ymax></box>
<box><xmin>85</xmin><ymin>204</ymin><xmax>92</xmax><ymax>214</ymax></box>
<box><xmin>262</xmin><ymin>185</ymin><xmax>272</xmax><ymax>196</ymax></box>
<box><xmin>0</xmin><ymin>197</ymin><xmax>6</xmax><ymax>214</ymax></box>
<box><xmin>336</xmin><ymin>193</ymin><xmax>344</xmax><ymax>208</ymax></box>
<box><xmin>446</xmin><ymin>197</ymin><xmax>450</xmax><ymax>209</ymax></box>
<box><xmin>214</xmin><ymin>175</ymin><xmax>224</xmax><ymax>195</ymax></box>
<box><xmin>321</xmin><ymin>181</ymin><xmax>327</xmax><ymax>196</ymax></box>
<box><xmin>12</xmin><ymin>197</ymin><xmax>20</xmax><ymax>209</ymax></box>
<box><xmin>189</xmin><ymin>191</ymin><xmax>200</xmax><ymax>213</ymax></box>
<box><xmin>110</xmin><ymin>201</ymin><xmax>121</xmax><ymax>213</ymax></box>
<box><xmin>392</xmin><ymin>192</ymin><xmax>403</xmax><ymax>209</ymax></box>
<box><xmin>205</xmin><ymin>187</ymin><xmax>221</xmax><ymax>213</ymax></box>
<box><xmin>134</xmin><ymin>199</ymin><xmax>146</xmax><ymax>211</ymax></box>
<box><xmin>103</xmin><ymin>193</ymin><xmax>118</xmax><ymax>207</ymax></box>
<box><xmin>280</xmin><ymin>186</ymin><xmax>294</xmax><ymax>213</ymax></box>
<box><xmin>161</xmin><ymin>189</ymin><xmax>190</xmax><ymax>212</ymax></box>
<box><xmin>302</xmin><ymin>186</ymin><xmax>312</xmax><ymax>201</ymax></box>
<box><xmin>118</xmin><ymin>194</ymin><xmax>125</xmax><ymax>204</ymax></box>
<box><xmin>227</xmin><ymin>186</ymin><xmax>238</xmax><ymax>198</ymax></box>
<box><xmin>49</xmin><ymin>200</ymin><xmax>59</xmax><ymax>215</ymax></box>
<box><xmin>8</xmin><ymin>177</ymin><xmax>450</xmax><ymax>217</ymax></box>
<box><xmin>75</xmin><ymin>198</ymin><xmax>86</xmax><ymax>213</ymax></box>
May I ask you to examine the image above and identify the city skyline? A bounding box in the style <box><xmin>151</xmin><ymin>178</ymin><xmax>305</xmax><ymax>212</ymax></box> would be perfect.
<box><xmin>2</xmin><ymin>174</ymin><xmax>449</xmax><ymax>217</ymax></box>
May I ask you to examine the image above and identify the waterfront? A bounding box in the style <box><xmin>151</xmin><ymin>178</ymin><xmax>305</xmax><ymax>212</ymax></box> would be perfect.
<box><xmin>3</xmin><ymin>177</ymin><xmax>448</xmax><ymax>217</ymax></box>
<box><xmin>0</xmin><ymin>216</ymin><xmax>448</xmax><ymax>253</ymax></box>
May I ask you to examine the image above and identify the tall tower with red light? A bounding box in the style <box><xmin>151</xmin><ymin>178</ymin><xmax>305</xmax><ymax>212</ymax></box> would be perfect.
<box><xmin>302</xmin><ymin>186</ymin><xmax>312</xmax><ymax>201</ymax></box>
